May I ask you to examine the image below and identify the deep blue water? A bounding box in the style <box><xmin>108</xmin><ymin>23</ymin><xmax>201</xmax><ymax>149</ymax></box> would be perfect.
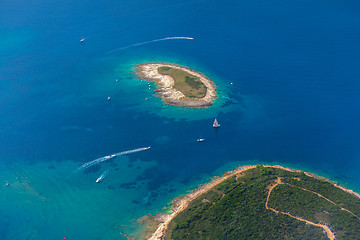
<box><xmin>1</xmin><ymin>0</ymin><xmax>360</xmax><ymax>239</ymax></box>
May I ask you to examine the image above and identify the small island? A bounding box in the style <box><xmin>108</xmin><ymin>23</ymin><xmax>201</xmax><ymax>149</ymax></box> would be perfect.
<box><xmin>144</xmin><ymin>165</ymin><xmax>360</xmax><ymax>240</ymax></box>
<box><xmin>135</xmin><ymin>63</ymin><xmax>217</xmax><ymax>108</ymax></box>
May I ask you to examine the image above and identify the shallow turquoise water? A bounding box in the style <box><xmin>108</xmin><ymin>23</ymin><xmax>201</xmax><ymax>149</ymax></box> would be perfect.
<box><xmin>1</xmin><ymin>0</ymin><xmax>360</xmax><ymax>239</ymax></box>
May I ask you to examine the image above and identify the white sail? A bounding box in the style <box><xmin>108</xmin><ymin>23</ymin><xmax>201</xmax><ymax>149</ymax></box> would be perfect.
<box><xmin>213</xmin><ymin>118</ymin><xmax>220</xmax><ymax>128</ymax></box>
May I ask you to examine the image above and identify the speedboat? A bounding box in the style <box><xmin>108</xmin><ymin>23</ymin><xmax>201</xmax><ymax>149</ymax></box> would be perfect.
<box><xmin>104</xmin><ymin>154</ymin><xmax>116</xmax><ymax>160</ymax></box>
<box><xmin>197</xmin><ymin>138</ymin><xmax>205</xmax><ymax>142</ymax></box>
<box><xmin>96</xmin><ymin>176</ymin><xmax>103</xmax><ymax>183</ymax></box>
<box><xmin>145</xmin><ymin>146</ymin><xmax>151</xmax><ymax>150</ymax></box>
<box><xmin>96</xmin><ymin>170</ymin><xmax>109</xmax><ymax>183</ymax></box>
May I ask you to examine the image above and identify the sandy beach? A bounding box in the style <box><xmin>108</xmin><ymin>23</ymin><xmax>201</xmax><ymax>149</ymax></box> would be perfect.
<box><xmin>135</xmin><ymin>63</ymin><xmax>217</xmax><ymax>108</ymax></box>
<box><xmin>146</xmin><ymin>164</ymin><xmax>360</xmax><ymax>240</ymax></box>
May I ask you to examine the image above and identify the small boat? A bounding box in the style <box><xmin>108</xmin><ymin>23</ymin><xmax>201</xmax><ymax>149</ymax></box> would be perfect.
<box><xmin>103</xmin><ymin>154</ymin><xmax>116</xmax><ymax>160</ymax></box>
<box><xmin>197</xmin><ymin>138</ymin><xmax>205</xmax><ymax>142</ymax></box>
<box><xmin>213</xmin><ymin>118</ymin><xmax>220</xmax><ymax>128</ymax></box>
<box><xmin>96</xmin><ymin>170</ymin><xmax>109</xmax><ymax>183</ymax></box>
<box><xmin>107</xmin><ymin>96</ymin><xmax>111</xmax><ymax>101</ymax></box>
<box><xmin>80</xmin><ymin>38</ymin><xmax>85</xmax><ymax>42</ymax></box>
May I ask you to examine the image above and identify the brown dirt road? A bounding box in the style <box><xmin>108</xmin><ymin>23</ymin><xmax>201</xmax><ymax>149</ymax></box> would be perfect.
<box><xmin>265</xmin><ymin>178</ymin><xmax>335</xmax><ymax>240</ymax></box>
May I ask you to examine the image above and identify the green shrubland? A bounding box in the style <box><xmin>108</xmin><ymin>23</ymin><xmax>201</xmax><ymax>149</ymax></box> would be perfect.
<box><xmin>158</xmin><ymin>66</ymin><xmax>207</xmax><ymax>98</ymax></box>
<box><xmin>164</xmin><ymin>166</ymin><xmax>360</xmax><ymax>239</ymax></box>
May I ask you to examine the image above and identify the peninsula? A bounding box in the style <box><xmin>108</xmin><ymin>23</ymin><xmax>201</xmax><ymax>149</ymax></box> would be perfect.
<box><xmin>144</xmin><ymin>165</ymin><xmax>360</xmax><ymax>240</ymax></box>
<box><xmin>135</xmin><ymin>63</ymin><xmax>217</xmax><ymax>108</ymax></box>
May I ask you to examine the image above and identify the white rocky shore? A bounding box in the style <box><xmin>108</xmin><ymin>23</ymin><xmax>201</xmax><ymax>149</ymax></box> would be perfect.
<box><xmin>135</xmin><ymin>63</ymin><xmax>217</xmax><ymax>108</ymax></box>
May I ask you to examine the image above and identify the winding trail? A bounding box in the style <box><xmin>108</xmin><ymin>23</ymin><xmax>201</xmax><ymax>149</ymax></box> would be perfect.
<box><xmin>147</xmin><ymin>165</ymin><xmax>360</xmax><ymax>240</ymax></box>
<box><xmin>265</xmin><ymin>177</ymin><xmax>282</xmax><ymax>214</ymax></box>
<box><xmin>265</xmin><ymin>177</ymin><xmax>360</xmax><ymax>240</ymax></box>
<box><xmin>286</xmin><ymin>183</ymin><xmax>360</xmax><ymax>220</ymax></box>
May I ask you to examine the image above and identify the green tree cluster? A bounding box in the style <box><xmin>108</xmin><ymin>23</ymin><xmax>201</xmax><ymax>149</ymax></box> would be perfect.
<box><xmin>164</xmin><ymin>167</ymin><xmax>360</xmax><ymax>240</ymax></box>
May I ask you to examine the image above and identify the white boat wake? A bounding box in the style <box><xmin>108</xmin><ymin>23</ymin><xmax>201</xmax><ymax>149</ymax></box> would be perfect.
<box><xmin>77</xmin><ymin>146</ymin><xmax>151</xmax><ymax>170</ymax></box>
<box><xmin>96</xmin><ymin>169</ymin><xmax>109</xmax><ymax>183</ymax></box>
<box><xmin>113</xmin><ymin>146</ymin><xmax>151</xmax><ymax>156</ymax></box>
<box><xmin>106</xmin><ymin>37</ymin><xmax>194</xmax><ymax>54</ymax></box>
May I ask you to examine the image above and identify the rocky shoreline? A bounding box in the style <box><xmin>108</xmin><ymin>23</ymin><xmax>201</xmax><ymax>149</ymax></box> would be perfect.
<box><xmin>144</xmin><ymin>164</ymin><xmax>360</xmax><ymax>240</ymax></box>
<box><xmin>135</xmin><ymin>63</ymin><xmax>217</xmax><ymax>108</ymax></box>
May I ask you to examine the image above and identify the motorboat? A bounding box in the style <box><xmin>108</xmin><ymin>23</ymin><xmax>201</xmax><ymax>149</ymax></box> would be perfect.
<box><xmin>104</xmin><ymin>154</ymin><xmax>116</xmax><ymax>160</ymax></box>
<box><xmin>96</xmin><ymin>170</ymin><xmax>109</xmax><ymax>183</ymax></box>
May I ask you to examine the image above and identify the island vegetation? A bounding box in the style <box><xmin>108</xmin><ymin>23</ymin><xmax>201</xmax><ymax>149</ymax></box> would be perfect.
<box><xmin>157</xmin><ymin>66</ymin><xmax>207</xmax><ymax>98</ymax></box>
<box><xmin>135</xmin><ymin>63</ymin><xmax>217</xmax><ymax>108</ymax></box>
<box><xmin>146</xmin><ymin>165</ymin><xmax>360</xmax><ymax>240</ymax></box>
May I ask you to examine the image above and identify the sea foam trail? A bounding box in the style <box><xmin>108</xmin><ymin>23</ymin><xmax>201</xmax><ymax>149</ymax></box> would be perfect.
<box><xmin>106</xmin><ymin>37</ymin><xmax>194</xmax><ymax>54</ymax></box>
<box><xmin>78</xmin><ymin>146</ymin><xmax>151</xmax><ymax>170</ymax></box>
<box><xmin>79</xmin><ymin>156</ymin><xmax>110</xmax><ymax>169</ymax></box>
<box><xmin>113</xmin><ymin>146</ymin><xmax>150</xmax><ymax>156</ymax></box>
<box><xmin>96</xmin><ymin>169</ymin><xmax>109</xmax><ymax>183</ymax></box>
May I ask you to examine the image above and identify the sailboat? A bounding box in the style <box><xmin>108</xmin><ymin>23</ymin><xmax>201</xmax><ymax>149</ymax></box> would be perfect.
<box><xmin>213</xmin><ymin>118</ymin><xmax>220</xmax><ymax>128</ymax></box>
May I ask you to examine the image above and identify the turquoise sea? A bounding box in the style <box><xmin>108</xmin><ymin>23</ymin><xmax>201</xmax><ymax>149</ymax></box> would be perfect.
<box><xmin>1</xmin><ymin>0</ymin><xmax>360</xmax><ymax>239</ymax></box>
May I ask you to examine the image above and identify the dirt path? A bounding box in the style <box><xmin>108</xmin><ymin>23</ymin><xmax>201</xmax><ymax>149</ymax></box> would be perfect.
<box><xmin>147</xmin><ymin>165</ymin><xmax>360</xmax><ymax>240</ymax></box>
<box><xmin>265</xmin><ymin>177</ymin><xmax>282</xmax><ymax>213</ymax></box>
<box><xmin>287</xmin><ymin>183</ymin><xmax>360</xmax><ymax>220</ymax></box>
<box><xmin>266</xmin><ymin>178</ymin><xmax>336</xmax><ymax>239</ymax></box>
